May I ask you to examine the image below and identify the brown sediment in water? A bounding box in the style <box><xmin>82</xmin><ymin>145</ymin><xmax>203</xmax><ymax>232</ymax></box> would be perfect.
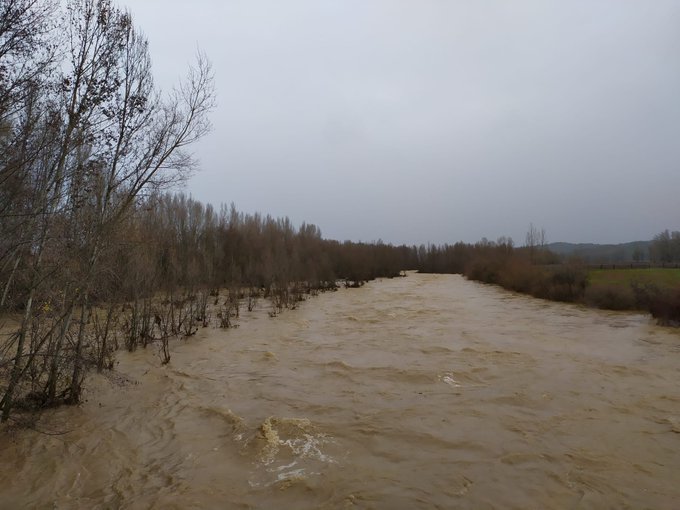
<box><xmin>0</xmin><ymin>273</ymin><xmax>679</xmax><ymax>508</ymax></box>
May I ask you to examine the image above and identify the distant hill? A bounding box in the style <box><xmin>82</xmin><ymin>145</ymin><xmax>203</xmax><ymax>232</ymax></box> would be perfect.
<box><xmin>547</xmin><ymin>241</ymin><xmax>651</xmax><ymax>263</ymax></box>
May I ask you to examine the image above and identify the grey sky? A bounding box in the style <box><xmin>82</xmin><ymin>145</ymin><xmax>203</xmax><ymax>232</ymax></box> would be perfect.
<box><xmin>122</xmin><ymin>0</ymin><xmax>680</xmax><ymax>245</ymax></box>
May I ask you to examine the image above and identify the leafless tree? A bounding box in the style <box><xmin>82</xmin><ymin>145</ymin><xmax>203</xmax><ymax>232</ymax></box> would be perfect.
<box><xmin>525</xmin><ymin>223</ymin><xmax>546</xmax><ymax>263</ymax></box>
<box><xmin>0</xmin><ymin>0</ymin><xmax>214</xmax><ymax>421</ymax></box>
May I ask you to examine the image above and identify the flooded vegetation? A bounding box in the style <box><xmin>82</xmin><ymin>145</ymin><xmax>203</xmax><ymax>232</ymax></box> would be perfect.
<box><xmin>1</xmin><ymin>274</ymin><xmax>679</xmax><ymax>508</ymax></box>
<box><xmin>2</xmin><ymin>2</ymin><xmax>679</xmax><ymax>508</ymax></box>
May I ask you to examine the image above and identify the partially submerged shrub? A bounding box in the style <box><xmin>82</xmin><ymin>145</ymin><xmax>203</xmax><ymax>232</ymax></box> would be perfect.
<box><xmin>626</xmin><ymin>282</ymin><xmax>680</xmax><ymax>325</ymax></box>
<box><xmin>645</xmin><ymin>287</ymin><xmax>680</xmax><ymax>326</ymax></box>
<box><xmin>584</xmin><ymin>285</ymin><xmax>636</xmax><ymax>310</ymax></box>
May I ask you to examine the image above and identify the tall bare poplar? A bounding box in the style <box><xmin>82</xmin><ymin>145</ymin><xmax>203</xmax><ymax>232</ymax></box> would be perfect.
<box><xmin>0</xmin><ymin>0</ymin><xmax>214</xmax><ymax>420</ymax></box>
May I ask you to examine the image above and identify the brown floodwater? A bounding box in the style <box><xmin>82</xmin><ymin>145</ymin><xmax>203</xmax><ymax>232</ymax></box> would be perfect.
<box><xmin>1</xmin><ymin>273</ymin><xmax>679</xmax><ymax>509</ymax></box>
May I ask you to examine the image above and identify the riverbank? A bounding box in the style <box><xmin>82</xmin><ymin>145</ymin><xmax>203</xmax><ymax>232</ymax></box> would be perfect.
<box><xmin>2</xmin><ymin>273</ymin><xmax>679</xmax><ymax>508</ymax></box>
<box><xmin>464</xmin><ymin>263</ymin><xmax>680</xmax><ymax>326</ymax></box>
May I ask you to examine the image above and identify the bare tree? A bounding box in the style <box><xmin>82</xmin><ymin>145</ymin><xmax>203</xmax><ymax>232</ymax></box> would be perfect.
<box><xmin>525</xmin><ymin>223</ymin><xmax>546</xmax><ymax>263</ymax></box>
<box><xmin>0</xmin><ymin>0</ymin><xmax>215</xmax><ymax>421</ymax></box>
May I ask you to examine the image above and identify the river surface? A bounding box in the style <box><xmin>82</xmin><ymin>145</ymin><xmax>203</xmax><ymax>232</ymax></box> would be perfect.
<box><xmin>1</xmin><ymin>273</ymin><xmax>680</xmax><ymax>509</ymax></box>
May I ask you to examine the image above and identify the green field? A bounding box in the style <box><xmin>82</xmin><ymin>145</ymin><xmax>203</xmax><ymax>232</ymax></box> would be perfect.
<box><xmin>588</xmin><ymin>268</ymin><xmax>680</xmax><ymax>289</ymax></box>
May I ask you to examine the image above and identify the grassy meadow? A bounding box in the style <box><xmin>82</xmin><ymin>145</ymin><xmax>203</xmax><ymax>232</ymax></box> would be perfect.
<box><xmin>584</xmin><ymin>268</ymin><xmax>680</xmax><ymax>320</ymax></box>
<box><xmin>588</xmin><ymin>268</ymin><xmax>680</xmax><ymax>290</ymax></box>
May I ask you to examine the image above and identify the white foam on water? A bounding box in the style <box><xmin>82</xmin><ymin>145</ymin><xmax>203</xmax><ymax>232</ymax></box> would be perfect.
<box><xmin>439</xmin><ymin>372</ymin><xmax>462</xmax><ymax>388</ymax></box>
<box><xmin>275</xmin><ymin>467</ymin><xmax>308</xmax><ymax>482</ymax></box>
<box><xmin>281</xmin><ymin>433</ymin><xmax>337</xmax><ymax>464</ymax></box>
<box><xmin>250</xmin><ymin>417</ymin><xmax>338</xmax><ymax>487</ymax></box>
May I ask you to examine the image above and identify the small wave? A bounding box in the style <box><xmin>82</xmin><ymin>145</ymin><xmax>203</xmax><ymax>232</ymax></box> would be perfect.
<box><xmin>170</xmin><ymin>369</ymin><xmax>196</xmax><ymax>379</ymax></box>
<box><xmin>275</xmin><ymin>466</ymin><xmax>307</xmax><ymax>483</ymax></box>
<box><xmin>660</xmin><ymin>416</ymin><xmax>680</xmax><ymax>433</ymax></box>
<box><xmin>199</xmin><ymin>406</ymin><xmax>245</xmax><ymax>434</ymax></box>
<box><xmin>324</xmin><ymin>360</ymin><xmax>353</xmax><ymax>371</ymax></box>
<box><xmin>375</xmin><ymin>310</ymin><xmax>397</xmax><ymax>319</ymax></box>
<box><xmin>363</xmin><ymin>367</ymin><xmax>435</xmax><ymax>385</ymax></box>
<box><xmin>438</xmin><ymin>373</ymin><xmax>462</xmax><ymax>388</ymax></box>
<box><xmin>500</xmin><ymin>452</ymin><xmax>546</xmax><ymax>465</ymax></box>
<box><xmin>420</xmin><ymin>345</ymin><xmax>455</xmax><ymax>355</ymax></box>
<box><xmin>259</xmin><ymin>417</ymin><xmax>281</xmax><ymax>464</ymax></box>
<box><xmin>262</xmin><ymin>351</ymin><xmax>277</xmax><ymax>361</ymax></box>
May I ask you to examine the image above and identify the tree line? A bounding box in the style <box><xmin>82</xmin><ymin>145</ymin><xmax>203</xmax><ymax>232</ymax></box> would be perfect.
<box><xmin>414</xmin><ymin>236</ymin><xmax>588</xmax><ymax>302</ymax></box>
<box><xmin>416</xmin><ymin>231</ymin><xmax>680</xmax><ymax>325</ymax></box>
<box><xmin>2</xmin><ymin>1</ymin><xmax>678</xmax><ymax>424</ymax></box>
<box><xmin>0</xmin><ymin>184</ymin><xmax>419</xmax><ymax>421</ymax></box>
<box><xmin>649</xmin><ymin>230</ymin><xmax>680</xmax><ymax>264</ymax></box>
<box><xmin>0</xmin><ymin>0</ymin><xmax>216</xmax><ymax>421</ymax></box>
<box><xmin>0</xmin><ymin>1</ymin><xmax>422</xmax><ymax>422</ymax></box>
<box><xmin>98</xmin><ymin>191</ymin><xmax>416</xmax><ymax>298</ymax></box>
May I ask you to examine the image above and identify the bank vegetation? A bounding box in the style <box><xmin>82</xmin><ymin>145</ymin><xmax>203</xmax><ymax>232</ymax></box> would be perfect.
<box><xmin>0</xmin><ymin>0</ymin><xmax>418</xmax><ymax>423</ymax></box>
<box><xmin>2</xmin><ymin>1</ymin><xmax>678</xmax><ymax>426</ymax></box>
<box><xmin>416</xmin><ymin>229</ymin><xmax>680</xmax><ymax>327</ymax></box>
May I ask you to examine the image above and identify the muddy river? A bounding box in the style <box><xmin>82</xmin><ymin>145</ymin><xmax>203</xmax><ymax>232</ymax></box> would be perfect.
<box><xmin>1</xmin><ymin>273</ymin><xmax>679</xmax><ymax>509</ymax></box>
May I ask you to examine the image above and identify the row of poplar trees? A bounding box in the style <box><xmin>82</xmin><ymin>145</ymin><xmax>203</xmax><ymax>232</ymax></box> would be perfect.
<box><xmin>0</xmin><ymin>0</ymin><xmax>215</xmax><ymax>421</ymax></box>
<box><xmin>0</xmin><ymin>0</ymin><xmax>417</xmax><ymax>422</ymax></box>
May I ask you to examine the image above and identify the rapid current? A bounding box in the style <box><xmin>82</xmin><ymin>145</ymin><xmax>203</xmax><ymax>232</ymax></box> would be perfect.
<box><xmin>1</xmin><ymin>273</ymin><xmax>679</xmax><ymax>509</ymax></box>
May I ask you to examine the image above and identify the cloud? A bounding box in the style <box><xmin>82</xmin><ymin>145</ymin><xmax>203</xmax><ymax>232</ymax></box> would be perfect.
<box><xmin>124</xmin><ymin>0</ymin><xmax>680</xmax><ymax>244</ymax></box>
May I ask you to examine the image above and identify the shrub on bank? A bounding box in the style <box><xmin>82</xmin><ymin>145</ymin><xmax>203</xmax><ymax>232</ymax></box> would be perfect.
<box><xmin>648</xmin><ymin>288</ymin><xmax>680</xmax><ymax>326</ymax></box>
<box><xmin>438</xmin><ymin>242</ymin><xmax>679</xmax><ymax>326</ymax></box>
<box><xmin>545</xmin><ymin>264</ymin><xmax>588</xmax><ymax>302</ymax></box>
<box><xmin>631</xmin><ymin>283</ymin><xmax>680</xmax><ymax>326</ymax></box>
<box><xmin>584</xmin><ymin>284</ymin><xmax>636</xmax><ymax>310</ymax></box>
<box><xmin>465</xmin><ymin>257</ymin><xmax>504</xmax><ymax>285</ymax></box>
<box><xmin>465</xmin><ymin>255</ymin><xmax>587</xmax><ymax>304</ymax></box>
<box><xmin>498</xmin><ymin>259</ymin><xmax>544</xmax><ymax>295</ymax></box>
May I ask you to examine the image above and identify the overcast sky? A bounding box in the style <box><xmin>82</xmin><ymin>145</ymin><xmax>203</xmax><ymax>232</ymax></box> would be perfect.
<box><xmin>122</xmin><ymin>0</ymin><xmax>679</xmax><ymax>245</ymax></box>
